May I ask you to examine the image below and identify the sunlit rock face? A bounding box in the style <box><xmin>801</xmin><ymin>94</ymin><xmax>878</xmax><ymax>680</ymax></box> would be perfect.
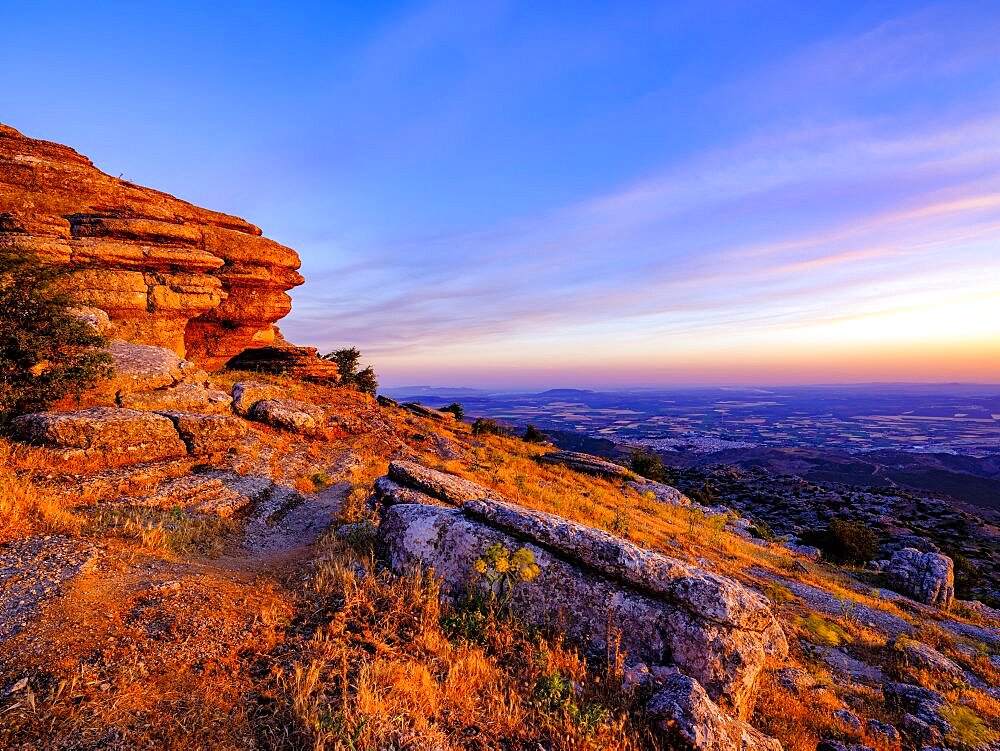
<box><xmin>0</xmin><ymin>123</ymin><xmax>303</xmax><ymax>370</ymax></box>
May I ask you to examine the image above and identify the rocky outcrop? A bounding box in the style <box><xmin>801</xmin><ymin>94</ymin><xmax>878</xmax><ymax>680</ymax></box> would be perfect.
<box><xmin>538</xmin><ymin>450</ymin><xmax>636</xmax><ymax>480</ymax></box>
<box><xmin>376</xmin><ymin>462</ymin><xmax>787</xmax><ymax>719</ymax></box>
<box><xmin>646</xmin><ymin>673</ymin><xmax>782</xmax><ymax>751</ymax></box>
<box><xmin>11</xmin><ymin>407</ymin><xmax>188</xmax><ymax>465</ymax></box>
<box><xmin>0</xmin><ymin>123</ymin><xmax>302</xmax><ymax>369</ymax></box>
<box><xmin>884</xmin><ymin>548</ymin><xmax>955</xmax><ymax>610</ymax></box>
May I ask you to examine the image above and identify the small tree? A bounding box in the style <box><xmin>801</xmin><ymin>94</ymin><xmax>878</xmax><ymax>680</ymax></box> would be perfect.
<box><xmin>800</xmin><ymin>518</ymin><xmax>878</xmax><ymax>565</ymax></box>
<box><xmin>0</xmin><ymin>252</ymin><xmax>112</xmax><ymax>423</ymax></box>
<box><xmin>629</xmin><ymin>447</ymin><xmax>665</xmax><ymax>482</ymax></box>
<box><xmin>322</xmin><ymin>346</ymin><xmax>378</xmax><ymax>395</ymax></box>
<box><xmin>522</xmin><ymin>424</ymin><xmax>547</xmax><ymax>443</ymax></box>
<box><xmin>471</xmin><ymin>418</ymin><xmax>509</xmax><ymax>437</ymax></box>
<box><xmin>441</xmin><ymin>402</ymin><xmax>465</xmax><ymax>420</ymax></box>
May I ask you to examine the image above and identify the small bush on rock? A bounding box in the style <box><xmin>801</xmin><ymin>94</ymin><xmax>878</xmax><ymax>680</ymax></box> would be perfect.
<box><xmin>0</xmin><ymin>252</ymin><xmax>112</xmax><ymax>423</ymax></box>
<box><xmin>629</xmin><ymin>447</ymin><xmax>665</xmax><ymax>482</ymax></box>
<box><xmin>522</xmin><ymin>424</ymin><xmax>547</xmax><ymax>443</ymax></box>
<box><xmin>800</xmin><ymin>518</ymin><xmax>878</xmax><ymax>565</ymax></box>
<box><xmin>471</xmin><ymin>418</ymin><xmax>510</xmax><ymax>437</ymax></box>
<box><xmin>440</xmin><ymin>402</ymin><xmax>465</xmax><ymax>420</ymax></box>
<box><xmin>322</xmin><ymin>346</ymin><xmax>378</xmax><ymax>395</ymax></box>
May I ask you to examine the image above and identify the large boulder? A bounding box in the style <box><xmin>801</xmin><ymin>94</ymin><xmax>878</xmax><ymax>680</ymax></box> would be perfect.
<box><xmin>646</xmin><ymin>673</ymin><xmax>782</xmax><ymax>751</ymax></box>
<box><xmin>884</xmin><ymin>548</ymin><xmax>954</xmax><ymax>610</ymax></box>
<box><xmin>231</xmin><ymin>381</ymin><xmax>284</xmax><ymax>416</ymax></box>
<box><xmin>0</xmin><ymin>123</ymin><xmax>303</xmax><ymax>369</ymax></box>
<box><xmin>10</xmin><ymin>407</ymin><xmax>187</xmax><ymax>465</ymax></box>
<box><xmin>376</xmin><ymin>464</ymin><xmax>787</xmax><ymax>719</ymax></box>
<box><xmin>248</xmin><ymin>398</ymin><xmax>326</xmax><ymax>436</ymax></box>
<box><xmin>156</xmin><ymin>412</ymin><xmax>249</xmax><ymax>456</ymax></box>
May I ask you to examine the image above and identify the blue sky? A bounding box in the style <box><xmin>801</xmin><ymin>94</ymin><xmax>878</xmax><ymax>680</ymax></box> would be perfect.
<box><xmin>4</xmin><ymin>1</ymin><xmax>999</xmax><ymax>387</ymax></box>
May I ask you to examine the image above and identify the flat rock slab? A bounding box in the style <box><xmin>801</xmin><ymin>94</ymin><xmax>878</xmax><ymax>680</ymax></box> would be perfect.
<box><xmin>401</xmin><ymin>402</ymin><xmax>455</xmax><ymax>421</ymax></box>
<box><xmin>11</xmin><ymin>407</ymin><xmax>188</xmax><ymax>465</ymax></box>
<box><xmin>156</xmin><ymin>411</ymin><xmax>249</xmax><ymax>455</ymax></box>
<box><xmin>538</xmin><ymin>450</ymin><xmax>635</xmax><ymax>480</ymax></box>
<box><xmin>119</xmin><ymin>383</ymin><xmax>233</xmax><ymax>414</ymax></box>
<box><xmin>387</xmin><ymin>461</ymin><xmax>498</xmax><ymax>505</ymax></box>
<box><xmin>0</xmin><ymin>536</ymin><xmax>98</xmax><ymax>641</ymax></box>
<box><xmin>127</xmin><ymin>475</ymin><xmax>250</xmax><ymax>517</ymax></box>
<box><xmin>249</xmin><ymin>398</ymin><xmax>326</xmax><ymax>435</ymax></box>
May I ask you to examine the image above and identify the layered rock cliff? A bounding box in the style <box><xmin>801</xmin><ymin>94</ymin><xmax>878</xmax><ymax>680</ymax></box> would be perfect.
<box><xmin>0</xmin><ymin>123</ymin><xmax>303</xmax><ymax>370</ymax></box>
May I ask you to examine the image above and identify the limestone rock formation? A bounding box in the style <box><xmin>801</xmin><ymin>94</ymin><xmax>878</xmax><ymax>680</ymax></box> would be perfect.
<box><xmin>10</xmin><ymin>407</ymin><xmax>188</xmax><ymax>465</ymax></box>
<box><xmin>884</xmin><ymin>548</ymin><xmax>955</xmax><ymax>609</ymax></box>
<box><xmin>376</xmin><ymin>462</ymin><xmax>787</xmax><ymax>719</ymax></box>
<box><xmin>0</xmin><ymin>123</ymin><xmax>302</xmax><ymax>369</ymax></box>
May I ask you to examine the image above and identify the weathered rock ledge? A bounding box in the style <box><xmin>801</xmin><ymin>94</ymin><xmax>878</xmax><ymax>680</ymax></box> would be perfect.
<box><xmin>375</xmin><ymin>461</ymin><xmax>787</xmax><ymax>728</ymax></box>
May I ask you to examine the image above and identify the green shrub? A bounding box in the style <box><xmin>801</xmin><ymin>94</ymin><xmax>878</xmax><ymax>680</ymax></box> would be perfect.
<box><xmin>522</xmin><ymin>424</ymin><xmax>547</xmax><ymax>443</ymax></box>
<box><xmin>440</xmin><ymin>402</ymin><xmax>465</xmax><ymax>420</ymax></box>
<box><xmin>322</xmin><ymin>346</ymin><xmax>378</xmax><ymax>395</ymax></box>
<box><xmin>629</xmin><ymin>447</ymin><xmax>665</xmax><ymax>482</ymax></box>
<box><xmin>0</xmin><ymin>252</ymin><xmax>112</xmax><ymax>423</ymax></box>
<box><xmin>800</xmin><ymin>518</ymin><xmax>878</xmax><ymax>565</ymax></box>
<box><xmin>471</xmin><ymin>418</ymin><xmax>510</xmax><ymax>437</ymax></box>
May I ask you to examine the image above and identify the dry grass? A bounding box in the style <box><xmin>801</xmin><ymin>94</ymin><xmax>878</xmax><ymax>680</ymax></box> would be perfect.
<box><xmin>265</xmin><ymin>536</ymin><xmax>661</xmax><ymax>751</ymax></box>
<box><xmin>0</xmin><ymin>439</ymin><xmax>82</xmax><ymax>544</ymax></box>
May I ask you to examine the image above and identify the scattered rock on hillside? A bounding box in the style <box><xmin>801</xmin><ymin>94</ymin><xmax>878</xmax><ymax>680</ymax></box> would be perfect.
<box><xmin>11</xmin><ymin>407</ymin><xmax>188</xmax><ymax>465</ymax></box>
<box><xmin>231</xmin><ymin>382</ymin><xmax>284</xmax><ymax>416</ymax></box>
<box><xmin>156</xmin><ymin>412</ymin><xmax>249</xmax><ymax>456</ymax></box>
<box><xmin>884</xmin><ymin>548</ymin><xmax>954</xmax><ymax>610</ymax></box>
<box><xmin>249</xmin><ymin>398</ymin><xmax>325</xmax><ymax>436</ymax></box>
<box><xmin>0</xmin><ymin>536</ymin><xmax>99</xmax><ymax>641</ymax></box>
<box><xmin>538</xmin><ymin>450</ymin><xmax>635</xmax><ymax>479</ymax></box>
<box><xmin>120</xmin><ymin>383</ymin><xmax>233</xmax><ymax>414</ymax></box>
<box><xmin>646</xmin><ymin>673</ymin><xmax>782</xmax><ymax>751</ymax></box>
<box><xmin>882</xmin><ymin>682</ymin><xmax>952</xmax><ymax>740</ymax></box>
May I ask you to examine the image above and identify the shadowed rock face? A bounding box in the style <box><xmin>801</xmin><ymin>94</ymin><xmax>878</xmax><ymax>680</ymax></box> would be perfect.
<box><xmin>0</xmin><ymin>123</ymin><xmax>303</xmax><ymax>369</ymax></box>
